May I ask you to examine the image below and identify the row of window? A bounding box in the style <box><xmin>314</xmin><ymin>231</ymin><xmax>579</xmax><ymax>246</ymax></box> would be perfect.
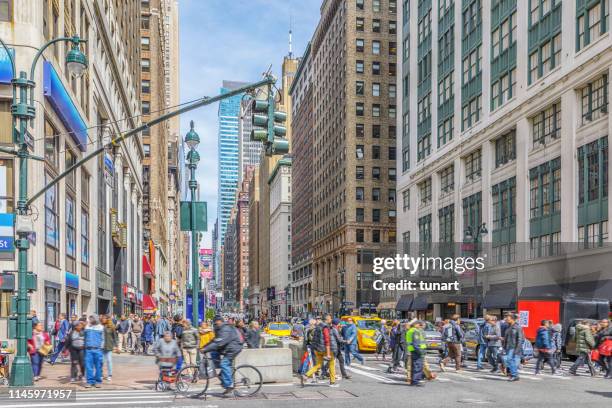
<box><xmin>356</xmin><ymin>145</ymin><xmax>396</xmax><ymax>160</ymax></box>
<box><xmin>356</xmin><ymin>0</ymin><xmax>397</xmax><ymax>14</ymax></box>
<box><xmin>356</xmin><ymin>166</ymin><xmax>397</xmax><ymax>181</ymax></box>
<box><xmin>355</xmin><ymin>60</ymin><xmax>397</xmax><ymax>76</ymax></box>
<box><xmin>356</xmin><ymin>187</ymin><xmax>396</xmax><ymax>202</ymax></box>
<box><xmin>356</xmin><ymin>16</ymin><xmax>397</xmax><ymax>34</ymax></box>
<box><xmin>356</xmin><ymin>39</ymin><xmax>397</xmax><ymax>56</ymax></box>
<box><xmin>355</xmin><ymin>81</ymin><xmax>397</xmax><ymax>98</ymax></box>
<box><xmin>356</xmin><ymin>102</ymin><xmax>397</xmax><ymax>118</ymax></box>
<box><xmin>355</xmin><ymin>208</ymin><xmax>396</xmax><ymax>223</ymax></box>
<box><xmin>356</xmin><ymin>123</ymin><xmax>397</xmax><ymax>139</ymax></box>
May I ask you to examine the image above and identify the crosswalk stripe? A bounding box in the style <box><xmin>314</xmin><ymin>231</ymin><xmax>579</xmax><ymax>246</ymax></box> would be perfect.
<box><xmin>345</xmin><ymin>365</ymin><xmax>400</xmax><ymax>384</ymax></box>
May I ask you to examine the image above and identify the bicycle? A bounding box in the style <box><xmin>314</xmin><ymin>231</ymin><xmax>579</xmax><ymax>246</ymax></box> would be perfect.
<box><xmin>175</xmin><ymin>352</ymin><xmax>262</xmax><ymax>398</ymax></box>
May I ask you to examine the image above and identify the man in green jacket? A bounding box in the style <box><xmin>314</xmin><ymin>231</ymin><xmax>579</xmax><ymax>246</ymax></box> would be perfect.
<box><xmin>406</xmin><ymin>320</ymin><xmax>427</xmax><ymax>386</ymax></box>
<box><xmin>569</xmin><ymin>320</ymin><xmax>596</xmax><ymax>376</ymax></box>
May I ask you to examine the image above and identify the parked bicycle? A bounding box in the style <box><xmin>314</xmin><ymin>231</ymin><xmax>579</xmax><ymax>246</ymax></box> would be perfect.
<box><xmin>176</xmin><ymin>353</ymin><xmax>262</xmax><ymax>398</ymax></box>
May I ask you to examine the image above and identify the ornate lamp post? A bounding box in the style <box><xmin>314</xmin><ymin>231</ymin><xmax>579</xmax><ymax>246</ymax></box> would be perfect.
<box><xmin>185</xmin><ymin>121</ymin><xmax>200</xmax><ymax>326</ymax></box>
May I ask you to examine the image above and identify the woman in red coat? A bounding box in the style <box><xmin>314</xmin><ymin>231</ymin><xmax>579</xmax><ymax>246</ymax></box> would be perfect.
<box><xmin>27</xmin><ymin>322</ymin><xmax>51</xmax><ymax>381</ymax></box>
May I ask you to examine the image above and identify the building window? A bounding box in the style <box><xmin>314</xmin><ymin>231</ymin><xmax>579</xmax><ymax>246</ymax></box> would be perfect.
<box><xmin>528</xmin><ymin>33</ymin><xmax>561</xmax><ymax>83</ymax></box>
<box><xmin>418</xmin><ymin>93</ymin><xmax>431</xmax><ymax>124</ymax></box>
<box><xmin>142</xmin><ymin>79</ymin><xmax>150</xmax><ymax>93</ymax></box>
<box><xmin>373</xmin><ymin>19</ymin><xmax>381</xmax><ymax>32</ymax></box>
<box><xmin>356</xmin><ymin>38</ymin><xmax>365</xmax><ymax>52</ymax></box>
<box><xmin>81</xmin><ymin>208</ymin><xmax>89</xmax><ymax>267</ymax></box>
<box><xmin>144</xmin><ymin>144</ymin><xmax>151</xmax><ymax>157</ymax></box>
<box><xmin>402</xmin><ymin>188</ymin><xmax>410</xmax><ymax>212</ymax></box>
<box><xmin>417</xmin><ymin>134</ymin><xmax>432</xmax><ymax>161</ymax></box>
<box><xmin>440</xmin><ymin>165</ymin><xmax>454</xmax><ymax>194</ymax></box>
<box><xmin>389</xmin><ymin>168</ymin><xmax>396</xmax><ymax>181</ymax></box>
<box><xmin>492</xmin><ymin>177</ymin><xmax>516</xmax><ymax>231</ymax></box>
<box><xmin>388</xmin><ymin>188</ymin><xmax>396</xmax><ymax>203</ymax></box>
<box><xmin>0</xmin><ymin>0</ymin><xmax>11</xmax><ymax>21</ymax></box>
<box><xmin>530</xmin><ymin>232</ymin><xmax>561</xmax><ymax>258</ymax></box>
<box><xmin>389</xmin><ymin>146</ymin><xmax>396</xmax><ymax>160</ymax></box>
<box><xmin>495</xmin><ymin>130</ymin><xmax>516</xmax><ymax>167</ymax></box>
<box><xmin>356</xmin><ymin>60</ymin><xmax>364</xmax><ymax>73</ymax></box>
<box><xmin>438</xmin><ymin>73</ymin><xmax>454</xmax><ymax>105</ymax></box>
<box><xmin>372</xmin><ymin>167</ymin><xmax>381</xmax><ymax>180</ymax></box>
<box><xmin>462</xmin><ymin>45</ymin><xmax>481</xmax><ymax>84</ymax></box>
<box><xmin>356</xmin><ymin>17</ymin><xmax>364</xmax><ymax>31</ymax></box>
<box><xmin>578</xmin><ymin>221</ymin><xmax>609</xmax><ymax>248</ymax></box>
<box><xmin>65</xmin><ymin>148</ymin><xmax>76</xmax><ymax>191</ymax></box>
<box><xmin>356</xmin><ymin>229</ymin><xmax>365</xmax><ymax>242</ymax></box>
<box><xmin>419</xmin><ymin>178</ymin><xmax>432</xmax><ymax>206</ymax></box>
<box><xmin>532</xmin><ymin>102</ymin><xmax>561</xmax><ymax>146</ymax></box>
<box><xmin>530</xmin><ymin>158</ymin><xmax>561</xmax><ymax>219</ymax></box>
<box><xmin>577</xmin><ymin>0</ymin><xmax>610</xmax><ymax>51</ymax></box>
<box><xmin>389</xmin><ymin>41</ymin><xmax>397</xmax><ymax>56</ymax></box>
<box><xmin>141</xmin><ymin>36</ymin><xmax>150</xmax><ymax>50</ymax></box>
<box><xmin>402</xmin><ymin>147</ymin><xmax>410</xmax><ymax>172</ymax></box>
<box><xmin>581</xmin><ymin>74</ymin><xmax>609</xmax><ymax>124</ymax></box>
<box><xmin>141</xmin><ymin>58</ymin><xmax>150</xmax><ymax>72</ymax></box>
<box><xmin>439</xmin><ymin>204</ymin><xmax>455</xmax><ymax>248</ymax></box>
<box><xmin>491</xmin><ymin>68</ymin><xmax>516</xmax><ymax>110</ymax></box>
<box><xmin>356</xmin><ymin>187</ymin><xmax>364</xmax><ymax>201</ymax></box>
<box><xmin>356</xmin><ymin>208</ymin><xmax>365</xmax><ymax>222</ymax></box>
<box><xmin>462</xmin><ymin>94</ymin><xmax>481</xmax><ymax>130</ymax></box>
<box><xmin>142</xmin><ymin>101</ymin><xmax>151</xmax><ymax>115</ymax></box>
<box><xmin>463</xmin><ymin>0</ymin><xmax>482</xmax><ymax>35</ymax></box>
<box><xmin>389</xmin><ymin>62</ymin><xmax>397</xmax><ymax>76</ymax></box>
<box><xmin>372</xmin><ymin>208</ymin><xmax>381</xmax><ymax>223</ymax></box>
<box><xmin>356</xmin><ymin>80</ymin><xmax>365</xmax><ymax>96</ymax></box>
<box><xmin>372</xmin><ymin>124</ymin><xmax>381</xmax><ymax>138</ymax></box>
<box><xmin>373</xmin><ymin>230</ymin><xmax>381</xmax><ymax>242</ymax></box>
<box><xmin>438</xmin><ymin>116</ymin><xmax>454</xmax><ymax>147</ymax></box>
<box><xmin>491</xmin><ymin>11</ymin><xmax>517</xmax><ymax>60</ymax></box>
<box><xmin>372</xmin><ymin>82</ymin><xmax>380</xmax><ymax>97</ymax></box>
<box><xmin>356</xmin><ymin>144</ymin><xmax>365</xmax><ymax>159</ymax></box>
<box><xmin>356</xmin><ymin>123</ymin><xmax>365</xmax><ymax>137</ymax></box>
<box><xmin>389</xmin><ymin>20</ymin><xmax>397</xmax><ymax>34</ymax></box>
<box><xmin>141</xmin><ymin>15</ymin><xmax>150</xmax><ymax>29</ymax></box>
<box><xmin>372</xmin><ymin>61</ymin><xmax>381</xmax><ymax>75</ymax></box>
<box><xmin>465</xmin><ymin>149</ymin><xmax>482</xmax><ymax>182</ymax></box>
<box><xmin>389</xmin><ymin>84</ymin><xmax>396</xmax><ymax>98</ymax></box>
<box><xmin>418</xmin><ymin>214</ymin><xmax>432</xmax><ymax>255</ymax></box>
<box><xmin>357</xmin><ymin>0</ymin><xmax>364</xmax><ymax>10</ymax></box>
<box><xmin>578</xmin><ymin>136</ymin><xmax>608</xmax><ymax>204</ymax></box>
<box><xmin>373</xmin><ymin>0</ymin><xmax>381</xmax><ymax>12</ymax></box>
<box><xmin>389</xmin><ymin>105</ymin><xmax>396</xmax><ymax>118</ymax></box>
<box><xmin>66</xmin><ymin>196</ymin><xmax>76</xmax><ymax>261</ymax></box>
<box><xmin>356</xmin><ymin>166</ymin><xmax>364</xmax><ymax>180</ymax></box>
<box><xmin>0</xmin><ymin>158</ymin><xmax>13</xmax><ymax>213</ymax></box>
<box><xmin>0</xmin><ymin>101</ymin><xmax>10</xmax><ymax>144</ymax></box>
<box><xmin>402</xmin><ymin>231</ymin><xmax>410</xmax><ymax>252</ymax></box>
<box><xmin>356</xmin><ymin>102</ymin><xmax>365</xmax><ymax>116</ymax></box>
<box><xmin>389</xmin><ymin>125</ymin><xmax>396</xmax><ymax>138</ymax></box>
<box><xmin>44</xmin><ymin>119</ymin><xmax>59</xmax><ymax>169</ymax></box>
<box><xmin>389</xmin><ymin>0</ymin><xmax>397</xmax><ymax>13</ymax></box>
<box><xmin>372</xmin><ymin>104</ymin><xmax>381</xmax><ymax>117</ymax></box>
<box><xmin>463</xmin><ymin>192</ymin><xmax>482</xmax><ymax>235</ymax></box>
<box><xmin>372</xmin><ymin>145</ymin><xmax>380</xmax><ymax>159</ymax></box>
<box><xmin>372</xmin><ymin>188</ymin><xmax>381</xmax><ymax>201</ymax></box>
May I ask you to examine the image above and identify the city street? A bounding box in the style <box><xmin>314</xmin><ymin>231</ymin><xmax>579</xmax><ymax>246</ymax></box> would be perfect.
<box><xmin>0</xmin><ymin>353</ymin><xmax>609</xmax><ymax>408</ymax></box>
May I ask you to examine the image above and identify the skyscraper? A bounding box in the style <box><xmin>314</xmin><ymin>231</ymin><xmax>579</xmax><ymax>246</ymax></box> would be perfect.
<box><xmin>217</xmin><ymin>81</ymin><xmax>247</xmax><ymax>244</ymax></box>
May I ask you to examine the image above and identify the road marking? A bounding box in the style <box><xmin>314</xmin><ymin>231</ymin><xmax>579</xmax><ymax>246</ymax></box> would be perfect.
<box><xmin>345</xmin><ymin>366</ymin><xmax>400</xmax><ymax>384</ymax></box>
<box><xmin>444</xmin><ymin>371</ymin><xmax>484</xmax><ymax>381</ymax></box>
<box><xmin>0</xmin><ymin>401</ymin><xmax>170</xmax><ymax>408</ymax></box>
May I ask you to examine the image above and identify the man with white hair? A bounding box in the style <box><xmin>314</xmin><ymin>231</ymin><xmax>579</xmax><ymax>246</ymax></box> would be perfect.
<box><xmin>84</xmin><ymin>314</ymin><xmax>105</xmax><ymax>388</ymax></box>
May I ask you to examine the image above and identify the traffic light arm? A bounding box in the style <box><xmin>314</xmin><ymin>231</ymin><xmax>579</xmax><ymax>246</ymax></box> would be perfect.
<box><xmin>26</xmin><ymin>76</ymin><xmax>275</xmax><ymax>207</ymax></box>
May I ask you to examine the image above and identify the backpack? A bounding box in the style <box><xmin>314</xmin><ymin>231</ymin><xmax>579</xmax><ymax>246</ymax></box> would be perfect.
<box><xmin>442</xmin><ymin>325</ymin><xmax>453</xmax><ymax>342</ymax></box>
<box><xmin>311</xmin><ymin>325</ymin><xmax>323</xmax><ymax>350</ymax></box>
<box><xmin>235</xmin><ymin>328</ymin><xmax>246</xmax><ymax>346</ymax></box>
<box><xmin>51</xmin><ymin>320</ymin><xmax>60</xmax><ymax>336</ymax></box>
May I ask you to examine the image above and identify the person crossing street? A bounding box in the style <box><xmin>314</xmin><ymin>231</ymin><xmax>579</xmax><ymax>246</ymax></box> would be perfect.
<box><xmin>406</xmin><ymin>320</ymin><xmax>427</xmax><ymax>386</ymax></box>
<box><xmin>440</xmin><ymin>314</ymin><xmax>464</xmax><ymax>372</ymax></box>
<box><xmin>302</xmin><ymin>314</ymin><xmax>338</xmax><ymax>387</ymax></box>
<box><xmin>503</xmin><ymin>313</ymin><xmax>525</xmax><ymax>382</ymax></box>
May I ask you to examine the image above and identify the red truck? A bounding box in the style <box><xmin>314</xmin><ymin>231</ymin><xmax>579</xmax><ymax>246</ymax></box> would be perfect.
<box><xmin>517</xmin><ymin>296</ymin><xmax>609</xmax><ymax>348</ymax></box>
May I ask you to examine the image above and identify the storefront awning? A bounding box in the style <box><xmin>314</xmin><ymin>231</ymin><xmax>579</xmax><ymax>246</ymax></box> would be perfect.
<box><xmin>142</xmin><ymin>294</ymin><xmax>157</xmax><ymax>313</ymax></box>
<box><xmin>395</xmin><ymin>294</ymin><xmax>414</xmax><ymax>311</ymax></box>
<box><xmin>412</xmin><ymin>295</ymin><xmax>429</xmax><ymax>311</ymax></box>
<box><xmin>520</xmin><ymin>284</ymin><xmax>564</xmax><ymax>299</ymax></box>
<box><xmin>565</xmin><ymin>280</ymin><xmax>612</xmax><ymax>302</ymax></box>
<box><xmin>483</xmin><ymin>288</ymin><xmax>517</xmax><ymax>309</ymax></box>
<box><xmin>143</xmin><ymin>255</ymin><xmax>153</xmax><ymax>277</ymax></box>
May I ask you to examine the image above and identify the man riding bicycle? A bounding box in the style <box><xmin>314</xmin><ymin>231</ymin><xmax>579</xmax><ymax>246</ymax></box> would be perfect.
<box><xmin>200</xmin><ymin>316</ymin><xmax>244</xmax><ymax>396</ymax></box>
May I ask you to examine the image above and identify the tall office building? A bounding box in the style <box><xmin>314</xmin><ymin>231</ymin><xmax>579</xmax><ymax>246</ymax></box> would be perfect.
<box><xmin>300</xmin><ymin>0</ymin><xmax>398</xmax><ymax>315</ymax></box>
<box><xmin>393</xmin><ymin>0</ymin><xmax>612</xmax><ymax>320</ymax></box>
<box><xmin>217</xmin><ymin>81</ymin><xmax>247</xmax><ymax>244</ymax></box>
<box><xmin>290</xmin><ymin>43</ymin><xmax>314</xmax><ymax>316</ymax></box>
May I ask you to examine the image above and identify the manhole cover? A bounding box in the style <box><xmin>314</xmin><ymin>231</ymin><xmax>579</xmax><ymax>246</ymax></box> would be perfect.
<box><xmin>264</xmin><ymin>392</ymin><xmax>297</xmax><ymax>400</ymax></box>
<box><xmin>320</xmin><ymin>390</ymin><xmax>358</xmax><ymax>399</ymax></box>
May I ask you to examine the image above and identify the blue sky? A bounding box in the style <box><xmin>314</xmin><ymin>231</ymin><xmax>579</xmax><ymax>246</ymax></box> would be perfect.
<box><xmin>179</xmin><ymin>0</ymin><xmax>320</xmax><ymax>248</ymax></box>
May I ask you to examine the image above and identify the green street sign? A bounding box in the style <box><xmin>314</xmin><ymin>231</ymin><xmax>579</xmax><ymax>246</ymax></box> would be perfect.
<box><xmin>180</xmin><ymin>201</ymin><xmax>208</xmax><ymax>231</ymax></box>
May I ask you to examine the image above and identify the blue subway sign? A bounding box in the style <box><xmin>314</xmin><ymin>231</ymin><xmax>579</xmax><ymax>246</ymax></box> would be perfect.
<box><xmin>0</xmin><ymin>213</ymin><xmax>15</xmax><ymax>252</ymax></box>
<box><xmin>43</xmin><ymin>61</ymin><xmax>88</xmax><ymax>151</ymax></box>
<box><xmin>0</xmin><ymin>48</ymin><xmax>14</xmax><ymax>84</ymax></box>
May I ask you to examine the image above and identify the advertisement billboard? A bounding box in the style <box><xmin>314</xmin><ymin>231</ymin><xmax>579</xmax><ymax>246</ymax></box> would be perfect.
<box><xmin>199</xmin><ymin>248</ymin><xmax>213</xmax><ymax>279</ymax></box>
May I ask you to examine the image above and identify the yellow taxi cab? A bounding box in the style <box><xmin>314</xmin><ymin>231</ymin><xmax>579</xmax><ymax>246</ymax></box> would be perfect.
<box><xmin>341</xmin><ymin>315</ymin><xmax>382</xmax><ymax>352</ymax></box>
<box><xmin>264</xmin><ymin>322</ymin><xmax>292</xmax><ymax>337</ymax></box>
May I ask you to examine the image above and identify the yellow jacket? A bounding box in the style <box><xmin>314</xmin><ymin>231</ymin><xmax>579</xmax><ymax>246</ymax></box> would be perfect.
<box><xmin>199</xmin><ymin>329</ymin><xmax>215</xmax><ymax>348</ymax></box>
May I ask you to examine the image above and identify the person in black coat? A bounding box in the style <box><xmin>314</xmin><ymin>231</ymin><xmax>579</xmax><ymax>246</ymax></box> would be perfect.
<box><xmin>245</xmin><ymin>321</ymin><xmax>261</xmax><ymax>349</ymax></box>
<box><xmin>201</xmin><ymin>316</ymin><xmax>244</xmax><ymax>395</ymax></box>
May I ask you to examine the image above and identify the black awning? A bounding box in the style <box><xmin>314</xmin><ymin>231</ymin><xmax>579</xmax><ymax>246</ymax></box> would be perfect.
<box><xmin>483</xmin><ymin>288</ymin><xmax>517</xmax><ymax>309</ymax></box>
<box><xmin>395</xmin><ymin>294</ymin><xmax>413</xmax><ymax>311</ymax></box>
<box><xmin>565</xmin><ymin>280</ymin><xmax>612</xmax><ymax>302</ymax></box>
<box><xmin>519</xmin><ymin>284</ymin><xmax>564</xmax><ymax>299</ymax></box>
<box><xmin>412</xmin><ymin>295</ymin><xmax>429</xmax><ymax>311</ymax></box>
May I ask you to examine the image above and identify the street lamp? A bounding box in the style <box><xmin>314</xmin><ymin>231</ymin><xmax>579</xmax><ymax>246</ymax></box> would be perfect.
<box><xmin>0</xmin><ymin>34</ymin><xmax>88</xmax><ymax>387</ymax></box>
<box><xmin>185</xmin><ymin>120</ymin><xmax>200</xmax><ymax>327</ymax></box>
<box><xmin>464</xmin><ymin>223</ymin><xmax>488</xmax><ymax>319</ymax></box>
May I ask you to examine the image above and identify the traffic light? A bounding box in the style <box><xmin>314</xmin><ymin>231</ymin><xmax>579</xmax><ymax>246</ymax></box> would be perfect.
<box><xmin>249</xmin><ymin>86</ymin><xmax>289</xmax><ymax>156</ymax></box>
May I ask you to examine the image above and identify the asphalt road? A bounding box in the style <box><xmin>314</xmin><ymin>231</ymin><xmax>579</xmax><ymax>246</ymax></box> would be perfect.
<box><xmin>1</xmin><ymin>353</ymin><xmax>610</xmax><ymax>408</ymax></box>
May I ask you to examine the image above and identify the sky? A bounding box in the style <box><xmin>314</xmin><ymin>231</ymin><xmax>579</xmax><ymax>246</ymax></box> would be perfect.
<box><xmin>179</xmin><ymin>0</ymin><xmax>321</xmax><ymax>248</ymax></box>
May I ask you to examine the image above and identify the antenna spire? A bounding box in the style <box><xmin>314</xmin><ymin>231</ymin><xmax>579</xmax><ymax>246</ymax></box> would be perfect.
<box><xmin>288</xmin><ymin>14</ymin><xmax>293</xmax><ymax>58</ymax></box>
